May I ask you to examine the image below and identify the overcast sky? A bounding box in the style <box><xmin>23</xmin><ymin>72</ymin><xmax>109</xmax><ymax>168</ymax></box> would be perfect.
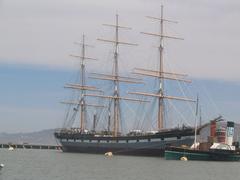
<box><xmin>1</xmin><ymin>0</ymin><xmax>240</xmax><ymax>133</ymax></box>
<box><xmin>1</xmin><ymin>0</ymin><xmax>240</xmax><ymax>80</ymax></box>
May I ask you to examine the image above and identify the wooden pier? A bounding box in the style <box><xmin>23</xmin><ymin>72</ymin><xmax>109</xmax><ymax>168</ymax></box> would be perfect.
<box><xmin>0</xmin><ymin>143</ymin><xmax>62</xmax><ymax>150</ymax></box>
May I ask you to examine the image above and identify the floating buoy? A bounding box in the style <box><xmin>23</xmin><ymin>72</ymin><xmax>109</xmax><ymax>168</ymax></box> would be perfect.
<box><xmin>8</xmin><ymin>146</ymin><xmax>14</xmax><ymax>151</ymax></box>
<box><xmin>0</xmin><ymin>164</ymin><xmax>4</xmax><ymax>169</ymax></box>
<box><xmin>104</xmin><ymin>152</ymin><xmax>113</xmax><ymax>157</ymax></box>
<box><xmin>180</xmin><ymin>156</ymin><xmax>188</xmax><ymax>161</ymax></box>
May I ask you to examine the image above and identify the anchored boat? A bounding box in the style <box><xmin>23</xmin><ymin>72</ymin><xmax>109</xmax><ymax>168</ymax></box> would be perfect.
<box><xmin>165</xmin><ymin>120</ymin><xmax>240</xmax><ymax>161</ymax></box>
<box><xmin>55</xmin><ymin>6</ymin><xmax>198</xmax><ymax>156</ymax></box>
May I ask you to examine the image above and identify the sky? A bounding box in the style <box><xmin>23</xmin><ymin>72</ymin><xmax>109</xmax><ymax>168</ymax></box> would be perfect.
<box><xmin>0</xmin><ymin>0</ymin><xmax>240</xmax><ymax>133</ymax></box>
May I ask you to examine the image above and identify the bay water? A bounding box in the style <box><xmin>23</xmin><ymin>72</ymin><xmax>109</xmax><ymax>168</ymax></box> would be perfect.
<box><xmin>0</xmin><ymin>149</ymin><xmax>239</xmax><ymax>180</ymax></box>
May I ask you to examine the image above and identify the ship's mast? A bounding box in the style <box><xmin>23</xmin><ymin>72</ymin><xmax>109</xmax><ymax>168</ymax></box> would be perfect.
<box><xmin>194</xmin><ymin>95</ymin><xmax>199</xmax><ymax>149</ymax></box>
<box><xmin>80</xmin><ymin>34</ymin><xmax>86</xmax><ymax>131</ymax></box>
<box><xmin>158</xmin><ymin>5</ymin><xmax>164</xmax><ymax>129</ymax></box>
<box><xmin>113</xmin><ymin>14</ymin><xmax>120</xmax><ymax>136</ymax></box>
<box><xmin>130</xmin><ymin>5</ymin><xmax>195</xmax><ymax>131</ymax></box>
<box><xmin>86</xmin><ymin>14</ymin><xmax>148</xmax><ymax>136</ymax></box>
<box><xmin>62</xmin><ymin>34</ymin><xmax>104</xmax><ymax>132</ymax></box>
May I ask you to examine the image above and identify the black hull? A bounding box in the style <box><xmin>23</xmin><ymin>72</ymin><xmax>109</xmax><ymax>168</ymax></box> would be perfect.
<box><xmin>62</xmin><ymin>144</ymin><xmax>165</xmax><ymax>156</ymax></box>
<box><xmin>60</xmin><ymin>138</ymin><xmax>194</xmax><ymax>157</ymax></box>
<box><xmin>55</xmin><ymin>128</ymin><xmax>195</xmax><ymax>157</ymax></box>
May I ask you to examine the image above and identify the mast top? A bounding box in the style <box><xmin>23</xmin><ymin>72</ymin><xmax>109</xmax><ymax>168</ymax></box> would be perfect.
<box><xmin>90</xmin><ymin>14</ymin><xmax>147</xmax><ymax>136</ymax></box>
<box><xmin>129</xmin><ymin>6</ymin><xmax>194</xmax><ymax>131</ymax></box>
<box><xmin>63</xmin><ymin>34</ymin><xmax>101</xmax><ymax>132</ymax></box>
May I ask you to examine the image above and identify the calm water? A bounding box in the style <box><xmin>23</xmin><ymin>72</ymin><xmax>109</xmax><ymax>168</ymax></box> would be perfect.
<box><xmin>0</xmin><ymin>149</ymin><xmax>239</xmax><ymax>180</ymax></box>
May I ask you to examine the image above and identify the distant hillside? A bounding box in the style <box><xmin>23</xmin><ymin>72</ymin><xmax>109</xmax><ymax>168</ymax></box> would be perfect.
<box><xmin>0</xmin><ymin>129</ymin><xmax>58</xmax><ymax>145</ymax></box>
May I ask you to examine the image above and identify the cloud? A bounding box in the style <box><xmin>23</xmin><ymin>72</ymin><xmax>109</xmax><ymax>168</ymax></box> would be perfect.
<box><xmin>0</xmin><ymin>0</ymin><xmax>240</xmax><ymax>80</ymax></box>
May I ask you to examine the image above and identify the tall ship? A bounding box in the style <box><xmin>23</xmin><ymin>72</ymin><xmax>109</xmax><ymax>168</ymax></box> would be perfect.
<box><xmin>54</xmin><ymin>6</ymin><xmax>198</xmax><ymax>156</ymax></box>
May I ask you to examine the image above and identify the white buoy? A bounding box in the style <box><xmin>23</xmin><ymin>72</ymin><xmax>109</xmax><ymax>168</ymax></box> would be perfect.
<box><xmin>8</xmin><ymin>146</ymin><xmax>14</xmax><ymax>151</ymax></box>
<box><xmin>0</xmin><ymin>164</ymin><xmax>4</xmax><ymax>169</ymax></box>
<box><xmin>104</xmin><ymin>152</ymin><xmax>113</xmax><ymax>157</ymax></box>
<box><xmin>180</xmin><ymin>156</ymin><xmax>188</xmax><ymax>161</ymax></box>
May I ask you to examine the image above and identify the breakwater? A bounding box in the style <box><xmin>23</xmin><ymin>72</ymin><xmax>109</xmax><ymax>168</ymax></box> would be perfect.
<box><xmin>0</xmin><ymin>143</ymin><xmax>61</xmax><ymax>150</ymax></box>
